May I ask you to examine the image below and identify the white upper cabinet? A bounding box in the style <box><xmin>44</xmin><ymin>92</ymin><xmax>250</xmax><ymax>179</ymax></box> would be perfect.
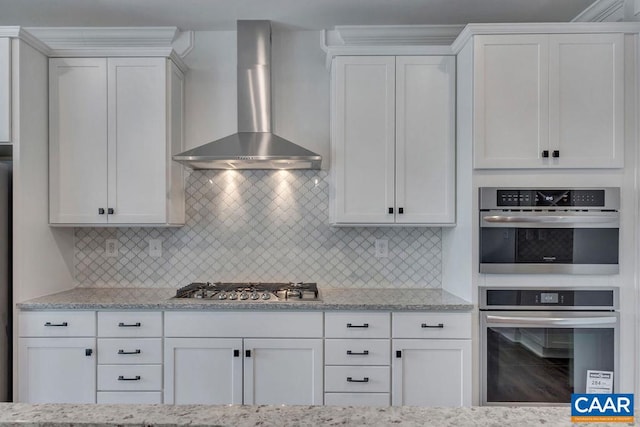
<box><xmin>473</xmin><ymin>33</ymin><xmax>624</xmax><ymax>169</ymax></box>
<box><xmin>0</xmin><ymin>38</ymin><xmax>10</xmax><ymax>143</ymax></box>
<box><xmin>331</xmin><ymin>55</ymin><xmax>455</xmax><ymax>226</ymax></box>
<box><xmin>49</xmin><ymin>57</ymin><xmax>185</xmax><ymax>226</ymax></box>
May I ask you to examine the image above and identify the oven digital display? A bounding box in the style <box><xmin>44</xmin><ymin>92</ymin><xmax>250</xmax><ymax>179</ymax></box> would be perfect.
<box><xmin>540</xmin><ymin>292</ymin><xmax>559</xmax><ymax>304</ymax></box>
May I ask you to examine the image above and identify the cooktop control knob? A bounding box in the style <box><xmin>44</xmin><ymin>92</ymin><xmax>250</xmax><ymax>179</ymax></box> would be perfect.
<box><xmin>218</xmin><ymin>292</ymin><xmax>227</xmax><ymax>300</ymax></box>
<box><xmin>250</xmin><ymin>292</ymin><xmax>260</xmax><ymax>300</ymax></box>
<box><xmin>261</xmin><ymin>292</ymin><xmax>271</xmax><ymax>300</ymax></box>
<box><xmin>239</xmin><ymin>291</ymin><xmax>249</xmax><ymax>300</ymax></box>
<box><xmin>228</xmin><ymin>291</ymin><xmax>238</xmax><ymax>300</ymax></box>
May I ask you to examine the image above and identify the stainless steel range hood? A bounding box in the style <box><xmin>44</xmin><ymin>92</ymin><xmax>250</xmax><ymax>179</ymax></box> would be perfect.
<box><xmin>173</xmin><ymin>20</ymin><xmax>322</xmax><ymax>170</ymax></box>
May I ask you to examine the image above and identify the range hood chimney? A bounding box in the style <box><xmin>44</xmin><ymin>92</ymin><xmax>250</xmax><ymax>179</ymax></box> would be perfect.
<box><xmin>173</xmin><ymin>20</ymin><xmax>322</xmax><ymax>170</ymax></box>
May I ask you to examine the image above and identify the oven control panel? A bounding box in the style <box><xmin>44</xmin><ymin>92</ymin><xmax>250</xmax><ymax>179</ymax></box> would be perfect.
<box><xmin>480</xmin><ymin>288</ymin><xmax>618</xmax><ymax>310</ymax></box>
<box><xmin>495</xmin><ymin>190</ymin><xmax>605</xmax><ymax>207</ymax></box>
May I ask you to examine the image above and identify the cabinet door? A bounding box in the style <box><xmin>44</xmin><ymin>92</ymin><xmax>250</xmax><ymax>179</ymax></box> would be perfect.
<box><xmin>392</xmin><ymin>339</ymin><xmax>471</xmax><ymax>407</ymax></box>
<box><xmin>107</xmin><ymin>58</ymin><xmax>167</xmax><ymax>223</ymax></box>
<box><xmin>164</xmin><ymin>338</ymin><xmax>242</xmax><ymax>405</ymax></box>
<box><xmin>0</xmin><ymin>38</ymin><xmax>9</xmax><ymax>143</ymax></box>
<box><xmin>548</xmin><ymin>33</ymin><xmax>624</xmax><ymax>168</ymax></box>
<box><xmin>331</xmin><ymin>56</ymin><xmax>395</xmax><ymax>224</ymax></box>
<box><xmin>244</xmin><ymin>338</ymin><xmax>323</xmax><ymax>405</ymax></box>
<box><xmin>395</xmin><ymin>56</ymin><xmax>455</xmax><ymax>224</ymax></box>
<box><xmin>49</xmin><ymin>58</ymin><xmax>108</xmax><ymax>224</ymax></box>
<box><xmin>19</xmin><ymin>337</ymin><xmax>96</xmax><ymax>403</ymax></box>
<box><xmin>473</xmin><ymin>35</ymin><xmax>550</xmax><ymax>168</ymax></box>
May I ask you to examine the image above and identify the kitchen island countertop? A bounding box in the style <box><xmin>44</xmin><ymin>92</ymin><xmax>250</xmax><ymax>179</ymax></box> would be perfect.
<box><xmin>0</xmin><ymin>403</ymin><xmax>613</xmax><ymax>426</ymax></box>
<box><xmin>17</xmin><ymin>286</ymin><xmax>473</xmax><ymax>311</ymax></box>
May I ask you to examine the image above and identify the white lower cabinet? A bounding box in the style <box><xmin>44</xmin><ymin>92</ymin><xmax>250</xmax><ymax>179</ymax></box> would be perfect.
<box><xmin>163</xmin><ymin>312</ymin><xmax>324</xmax><ymax>405</ymax></box>
<box><xmin>391</xmin><ymin>312</ymin><xmax>472</xmax><ymax>407</ymax></box>
<box><xmin>18</xmin><ymin>311</ymin><xmax>97</xmax><ymax>403</ymax></box>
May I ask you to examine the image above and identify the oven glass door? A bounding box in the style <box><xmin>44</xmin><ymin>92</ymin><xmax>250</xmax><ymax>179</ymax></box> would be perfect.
<box><xmin>481</xmin><ymin>311</ymin><xmax>618</xmax><ymax>405</ymax></box>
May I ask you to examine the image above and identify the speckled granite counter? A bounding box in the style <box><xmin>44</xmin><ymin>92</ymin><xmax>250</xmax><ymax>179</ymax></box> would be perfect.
<box><xmin>17</xmin><ymin>287</ymin><xmax>473</xmax><ymax>311</ymax></box>
<box><xmin>0</xmin><ymin>403</ymin><xmax>624</xmax><ymax>427</ymax></box>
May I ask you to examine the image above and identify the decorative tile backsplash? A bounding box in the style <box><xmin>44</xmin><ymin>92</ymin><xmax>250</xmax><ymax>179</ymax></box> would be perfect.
<box><xmin>75</xmin><ymin>170</ymin><xmax>442</xmax><ymax>289</ymax></box>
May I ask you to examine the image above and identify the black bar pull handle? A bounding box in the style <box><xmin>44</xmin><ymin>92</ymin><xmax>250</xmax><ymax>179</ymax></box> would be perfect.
<box><xmin>118</xmin><ymin>349</ymin><xmax>141</xmax><ymax>355</ymax></box>
<box><xmin>346</xmin><ymin>323</ymin><xmax>369</xmax><ymax>328</ymax></box>
<box><xmin>552</xmin><ymin>150</ymin><xmax>560</xmax><ymax>158</ymax></box>
<box><xmin>233</xmin><ymin>350</ymin><xmax>240</xmax><ymax>357</ymax></box>
<box><xmin>346</xmin><ymin>350</ymin><xmax>369</xmax><ymax>356</ymax></box>
<box><xmin>118</xmin><ymin>322</ymin><xmax>141</xmax><ymax>327</ymax></box>
<box><xmin>347</xmin><ymin>377</ymin><xmax>369</xmax><ymax>383</ymax></box>
<box><xmin>542</xmin><ymin>150</ymin><xmax>549</xmax><ymax>158</ymax></box>
<box><xmin>44</xmin><ymin>321</ymin><xmax>68</xmax><ymax>327</ymax></box>
<box><xmin>245</xmin><ymin>350</ymin><xmax>251</xmax><ymax>358</ymax></box>
<box><xmin>421</xmin><ymin>323</ymin><xmax>444</xmax><ymax>328</ymax></box>
<box><xmin>118</xmin><ymin>375</ymin><xmax>141</xmax><ymax>381</ymax></box>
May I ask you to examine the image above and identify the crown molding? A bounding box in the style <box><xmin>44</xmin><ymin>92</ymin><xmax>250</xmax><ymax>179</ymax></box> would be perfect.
<box><xmin>572</xmin><ymin>0</ymin><xmax>625</xmax><ymax>22</ymax></box>
<box><xmin>451</xmin><ymin>22</ymin><xmax>640</xmax><ymax>53</ymax></box>
<box><xmin>322</xmin><ymin>25</ymin><xmax>461</xmax><ymax>68</ymax></box>
<box><xmin>0</xmin><ymin>27</ymin><xmax>51</xmax><ymax>55</ymax></box>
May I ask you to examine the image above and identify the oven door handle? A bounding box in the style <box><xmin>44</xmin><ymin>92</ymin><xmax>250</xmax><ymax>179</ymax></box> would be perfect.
<box><xmin>485</xmin><ymin>315</ymin><xmax>618</xmax><ymax>327</ymax></box>
<box><xmin>482</xmin><ymin>215</ymin><xmax>618</xmax><ymax>225</ymax></box>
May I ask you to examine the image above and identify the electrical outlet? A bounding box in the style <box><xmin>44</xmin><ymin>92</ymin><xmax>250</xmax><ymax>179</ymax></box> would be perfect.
<box><xmin>374</xmin><ymin>239</ymin><xmax>388</xmax><ymax>258</ymax></box>
<box><xmin>105</xmin><ymin>239</ymin><xmax>118</xmax><ymax>257</ymax></box>
<box><xmin>149</xmin><ymin>238</ymin><xmax>162</xmax><ymax>258</ymax></box>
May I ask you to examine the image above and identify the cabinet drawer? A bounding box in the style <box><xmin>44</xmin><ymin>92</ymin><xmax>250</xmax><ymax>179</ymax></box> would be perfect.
<box><xmin>97</xmin><ymin>365</ymin><xmax>162</xmax><ymax>391</ymax></box>
<box><xmin>97</xmin><ymin>391</ymin><xmax>162</xmax><ymax>404</ymax></box>
<box><xmin>98</xmin><ymin>338</ymin><xmax>162</xmax><ymax>364</ymax></box>
<box><xmin>325</xmin><ymin>392</ymin><xmax>390</xmax><ymax>407</ymax></box>
<box><xmin>325</xmin><ymin>339</ymin><xmax>390</xmax><ymax>366</ymax></box>
<box><xmin>392</xmin><ymin>312</ymin><xmax>471</xmax><ymax>339</ymax></box>
<box><xmin>165</xmin><ymin>311</ymin><xmax>322</xmax><ymax>338</ymax></box>
<box><xmin>325</xmin><ymin>312</ymin><xmax>390</xmax><ymax>338</ymax></box>
<box><xmin>19</xmin><ymin>311</ymin><xmax>95</xmax><ymax>337</ymax></box>
<box><xmin>325</xmin><ymin>366</ymin><xmax>390</xmax><ymax>393</ymax></box>
<box><xmin>98</xmin><ymin>312</ymin><xmax>162</xmax><ymax>337</ymax></box>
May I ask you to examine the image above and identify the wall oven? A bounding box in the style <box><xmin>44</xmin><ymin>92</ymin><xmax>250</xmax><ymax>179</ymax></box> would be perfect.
<box><xmin>480</xmin><ymin>287</ymin><xmax>619</xmax><ymax>406</ymax></box>
<box><xmin>479</xmin><ymin>187</ymin><xmax>619</xmax><ymax>274</ymax></box>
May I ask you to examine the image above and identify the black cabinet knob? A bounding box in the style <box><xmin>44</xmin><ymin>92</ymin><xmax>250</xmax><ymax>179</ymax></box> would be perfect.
<box><xmin>552</xmin><ymin>150</ymin><xmax>560</xmax><ymax>158</ymax></box>
<box><xmin>233</xmin><ymin>350</ymin><xmax>240</xmax><ymax>357</ymax></box>
<box><xmin>98</xmin><ymin>208</ymin><xmax>105</xmax><ymax>215</ymax></box>
<box><xmin>542</xmin><ymin>150</ymin><xmax>549</xmax><ymax>158</ymax></box>
<box><xmin>108</xmin><ymin>208</ymin><xmax>114</xmax><ymax>215</ymax></box>
<box><xmin>399</xmin><ymin>207</ymin><xmax>404</xmax><ymax>214</ymax></box>
<box><xmin>245</xmin><ymin>350</ymin><xmax>251</xmax><ymax>358</ymax></box>
<box><xmin>388</xmin><ymin>207</ymin><xmax>393</xmax><ymax>214</ymax></box>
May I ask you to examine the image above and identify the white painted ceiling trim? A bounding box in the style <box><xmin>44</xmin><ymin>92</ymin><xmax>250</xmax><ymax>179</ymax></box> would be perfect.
<box><xmin>25</xmin><ymin>27</ymin><xmax>189</xmax><ymax>71</ymax></box>
<box><xmin>451</xmin><ymin>22</ymin><xmax>640</xmax><ymax>53</ymax></box>
<box><xmin>572</xmin><ymin>0</ymin><xmax>625</xmax><ymax>22</ymax></box>
<box><xmin>322</xmin><ymin>25</ymin><xmax>461</xmax><ymax>68</ymax></box>
<box><xmin>0</xmin><ymin>27</ymin><xmax>51</xmax><ymax>55</ymax></box>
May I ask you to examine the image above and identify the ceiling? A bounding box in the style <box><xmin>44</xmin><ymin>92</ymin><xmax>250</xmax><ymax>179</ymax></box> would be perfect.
<box><xmin>0</xmin><ymin>0</ymin><xmax>597</xmax><ymax>31</ymax></box>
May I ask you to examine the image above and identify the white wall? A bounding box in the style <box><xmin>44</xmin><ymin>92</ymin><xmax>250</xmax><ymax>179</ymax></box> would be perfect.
<box><xmin>182</xmin><ymin>30</ymin><xmax>330</xmax><ymax>168</ymax></box>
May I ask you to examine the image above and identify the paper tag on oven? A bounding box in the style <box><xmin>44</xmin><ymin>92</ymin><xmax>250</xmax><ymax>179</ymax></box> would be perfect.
<box><xmin>586</xmin><ymin>370</ymin><xmax>614</xmax><ymax>394</ymax></box>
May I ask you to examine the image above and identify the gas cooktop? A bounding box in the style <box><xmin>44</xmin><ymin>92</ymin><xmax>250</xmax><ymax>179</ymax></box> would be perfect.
<box><xmin>174</xmin><ymin>282</ymin><xmax>319</xmax><ymax>302</ymax></box>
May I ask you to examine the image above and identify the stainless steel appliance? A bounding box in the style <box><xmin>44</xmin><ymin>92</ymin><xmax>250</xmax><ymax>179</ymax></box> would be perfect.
<box><xmin>480</xmin><ymin>287</ymin><xmax>619</xmax><ymax>406</ymax></box>
<box><xmin>0</xmin><ymin>153</ymin><xmax>10</xmax><ymax>402</ymax></box>
<box><xmin>175</xmin><ymin>282</ymin><xmax>319</xmax><ymax>302</ymax></box>
<box><xmin>479</xmin><ymin>187</ymin><xmax>620</xmax><ymax>274</ymax></box>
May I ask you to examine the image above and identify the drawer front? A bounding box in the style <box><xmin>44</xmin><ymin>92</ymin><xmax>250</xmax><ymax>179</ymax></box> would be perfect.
<box><xmin>98</xmin><ymin>312</ymin><xmax>162</xmax><ymax>337</ymax></box>
<box><xmin>392</xmin><ymin>312</ymin><xmax>471</xmax><ymax>339</ymax></box>
<box><xmin>325</xmin><ymin>339</ymin><xmax>390</xmax><ymax>366</ymax></box>
<box><xmin>97</xmin><ymin>391</ymin><xmax>162</xmax><ymax>404</ymax></box>
<box><xmin>19</xmin><ymin>311</ymin><xmax>95</xmax><ymax>337</ymax></box>
<box><xmin>324</xmin><ymin>392</ymin><xmax>390</xmax><ymax>407</ymax></box>
<box><xmin>97</xmin><ymin>365</ymin><xmax>162</xmax><ymax>391</ymax></box>
<box><xmin>325</xmin><ymin>366</ymin><xmax>390</xmax><ymax>393</ymax></box>
<box><xmin>165</xmin><ymin>311</ymin><xmax>322</xmax><ymax>338</ymax></box>
<box><xmin>98</xmin><ymin>338</ymin><xmax>162</xmax><ymax>364</ymax></box>
<box><xmin>325</xmin><ymin>312</ymin><xmax>390</xmax><ymax>338</ymax></box>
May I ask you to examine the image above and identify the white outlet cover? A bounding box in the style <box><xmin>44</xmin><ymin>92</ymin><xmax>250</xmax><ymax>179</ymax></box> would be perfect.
<box><xmin>149</xmin><ymin>238</ymin><xmax>162</xmax><ymax>258</ymax></box>
<box><xmin>105</xmin><ymin>239</ymin><xmax>118</xmax><ymax>257</ymax></box>
<box><xmin>375</xmin><ymin>239</ymin><xmax>388</xmax><ymax>258</ymax></box>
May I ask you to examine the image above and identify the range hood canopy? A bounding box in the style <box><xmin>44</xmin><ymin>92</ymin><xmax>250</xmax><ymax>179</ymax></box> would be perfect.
<box><xmin>173</xmin><ymin>20</ymin><xmax>322</xmax><ymax>170</ymax></box>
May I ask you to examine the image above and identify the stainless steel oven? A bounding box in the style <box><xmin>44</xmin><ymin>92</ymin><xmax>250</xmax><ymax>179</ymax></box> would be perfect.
<box><xmin>479</xmin><ymin>188</ymin><xmax>620</xmax><ymax>274</ymax></box>
<box><xmin>480</xmin><ymin>287</ymin><xmax>619</xmax><ymax>406</ymax></box>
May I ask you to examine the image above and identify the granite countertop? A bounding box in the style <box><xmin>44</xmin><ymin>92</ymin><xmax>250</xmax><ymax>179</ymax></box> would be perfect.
<box><xmin>0</xmin><ymin>403</ymin><xmax>620</xmax><ymax>427</ymax></box>
<box><xmin>17</xmin><ymin>287</ymin><xmax>473</xmax><ymax>311</ymax></box>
